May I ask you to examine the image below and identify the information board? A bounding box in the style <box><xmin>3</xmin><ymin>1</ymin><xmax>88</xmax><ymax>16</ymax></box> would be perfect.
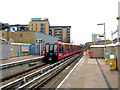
<box><xmin>21</xmin><ymin>45</ymin><xmax>29</xmax><ymax>52</ymax></box>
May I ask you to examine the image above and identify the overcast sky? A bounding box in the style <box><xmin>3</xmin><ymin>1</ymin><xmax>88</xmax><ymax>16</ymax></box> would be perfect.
<box><xmin>0</xmin><ymin>0</ymin><xmax>119</xmax><ymax>44</ymax></box>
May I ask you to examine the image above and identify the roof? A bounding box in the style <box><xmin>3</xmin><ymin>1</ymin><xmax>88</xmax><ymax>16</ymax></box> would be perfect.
<box><xmin>31</xmin><ymin>18</ymin><xmax>48</xmax><ymax>21</ymax></box>
<box><xmin>96</xmin><ymin>40</ymin><xmax>110</xmax><ymax>43</ymax></box>
<box><xmin>0</xmin><ymin>37</ymin><xmax>8</xmax><ymax>42</ymax></box>
<box><xmin>113</xmin><ymin>38</ymin><xmax>120</xmax><ymax>41</ymax></box>
<box><xmin>10</xmin><ymin>24</ymin><xmax>28</xmax><ymax>27</ymax></box>
<box><xmin>90</xmin><ymin>45</ymin><xmax>105</xmax><ymax>48</ymax></box>
<box><xmin>106</xmin><ymin>43</ymin><xmax>115</xmax><ymax>47</ymax></box>
<box><xmin>11</xmin><ymin>43</ymin><xmax>30</xmax><ymax>45</ymax></box>
<box><xmin>50</xmin><ymin>26</ymin><xmax>71</xmax><ymax>29</ymax></box>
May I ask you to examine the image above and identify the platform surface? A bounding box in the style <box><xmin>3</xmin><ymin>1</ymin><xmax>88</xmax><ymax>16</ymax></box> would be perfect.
<box><xmin>0</xmin><ymin>55</ymin><xmax>43</xmax><ymax>65</ymax></box>
<box><xmin>57</xmin><ymin>56</ymin><xmax>119</xmax><ymax>88</ymax></box>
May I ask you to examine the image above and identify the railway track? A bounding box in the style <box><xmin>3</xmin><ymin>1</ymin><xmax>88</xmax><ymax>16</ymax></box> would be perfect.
<box><xmin>33</xmin><ymin>54</ymin><xmax>82</xmax><ymax>89</ymax></box>
<box><xmin>0</xmin><ymin>62</ymin><xmax>47</xmax><ymax>83</ymax></box>
<box><xmin>0</xmin><ymin>53</ymin><xmax>82</xmax><ymax>90</ymax></box>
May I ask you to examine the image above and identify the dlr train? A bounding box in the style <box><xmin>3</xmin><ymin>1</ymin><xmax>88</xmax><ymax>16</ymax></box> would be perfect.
<box><xmin>44</xmin><ymin>42</ymin><xmax>82</xmax><ymax>63</ymax></box>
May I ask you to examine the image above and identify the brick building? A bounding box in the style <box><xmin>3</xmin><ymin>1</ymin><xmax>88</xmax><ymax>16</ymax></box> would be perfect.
<box><xmin>49</xmin><ymin>26</ymin><xmax>71</xmax><ymax>43</ymax></box>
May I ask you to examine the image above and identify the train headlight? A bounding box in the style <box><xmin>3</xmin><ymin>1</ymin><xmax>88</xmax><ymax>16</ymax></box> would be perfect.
<box><xmin>49</xmin><ymin>57</ymin><xmax>52</xmax><ymax>61</ymax></box>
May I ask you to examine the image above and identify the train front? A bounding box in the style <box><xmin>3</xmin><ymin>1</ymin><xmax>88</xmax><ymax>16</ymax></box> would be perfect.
<box><xmin>44</xmin><ymin>43</ymin><xmax>58</xmax><ymax>63</ymax></box>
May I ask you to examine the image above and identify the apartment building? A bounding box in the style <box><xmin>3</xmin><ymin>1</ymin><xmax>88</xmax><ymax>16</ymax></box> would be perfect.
<box><xmin>49</xmin><ymin>26</ymin><xmax>71</xmax><ymax>43</ymax></box>
<box><xmin>29</xmin><ymin>18</ymin><xmax>49</xmax><ymax>35</ymax></box>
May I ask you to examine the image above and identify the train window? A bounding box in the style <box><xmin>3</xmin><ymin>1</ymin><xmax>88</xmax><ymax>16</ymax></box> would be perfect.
<box><xmin>70</xmin><ymin>46</ymin><xmax>72</xmax><ymax>50</ymax></box>
<box><xmin>71</xmin><ymin>46</ymin><xmax>73</xmax><ymax>50</ymax></box>
<box><xmin>46</xmin><ymin>45</ymin><xmax>49</xmax><ymax>52</ymax></box>
<box><xmin>63</xmin><ymin>45</ymin><xmax>65</xmax><ymax>56</ymax></box>
<box><xmin>69</xmin><ymin>45</ymin><xmax>70</xmax><ymax>53</ymax></box>
<box><xmin>59</xmin><ymin>45</ymin><xmax>62</xmax><ymax>52</ymax></box>
<box><xmin>70</xmin><ymin>46</ymin><xmax>71</xmax><ymax>50</ymax></box>
<box><xmin>54</xmin><ymin>44</ymin><xmax>57</xmax><ymax>51</ymax></box>
<box><xmin>65</xmin><ymin>45</ymin><xmax>67</xmax><ymax>51</ymax></box>
<box><xmin>59</xmin><ymin>45</ymin><xmax>63</xmax><ymax>56</ymax></box>
<box><xmin>50</xmin><ymin>45</ymin><xmax>54</xmax><ymax>51</ymax></box>
<box><xmin>73</xmin><ymin>46</ymin><xmax>75</xmax><ymax>50</ymax></box>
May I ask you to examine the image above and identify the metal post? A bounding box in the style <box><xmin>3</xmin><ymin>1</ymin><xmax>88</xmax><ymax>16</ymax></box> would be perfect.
<box><xmin>117</xmin><ymin>26</ymin><xmax>119</xmax><ymax>45</ymax></box>
<box><xmin>104</xmin><ymin>23</ymin><xmax>106</xmax><ymax>53</ymax></box>
<box><xmin>39</xmin><ymin>42</ymin><xmax>40</xmax><ymax>56</ymax></box>
<box><xmin>40</xmin><ymin>42</ymin><xmax>41</xmax><ymax>56</ymax></box>
<box><xmin>111</xmin><ymin>31</ymin><xmax>113</xmax><ymax>44</ymax></box>
<box><xmin>97</xmin><ymin>23</ymin><xmax>106</xmax><ymax>53</ymax></box>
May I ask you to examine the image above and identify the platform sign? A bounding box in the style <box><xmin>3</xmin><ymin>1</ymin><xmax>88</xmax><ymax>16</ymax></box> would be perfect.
<box><xmin>36</xmin><ymin>39</ymin><xmax>42</xmax><ymax>43</ymax></box>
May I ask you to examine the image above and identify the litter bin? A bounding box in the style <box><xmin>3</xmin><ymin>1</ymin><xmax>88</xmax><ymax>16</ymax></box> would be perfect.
<box><xmin>18</xmin><ymin>52</ymin><xmax>21</xmax><ymax>57</ymax></box>
<box><xmin>105</xmin><ymin>53</ymin><xmax>110</xmax><ymax>65</ymax></box>
<box><xmin>109</xmin><ymin>55</ymin><xmax>117</xmax><ymax>71</ymax></box>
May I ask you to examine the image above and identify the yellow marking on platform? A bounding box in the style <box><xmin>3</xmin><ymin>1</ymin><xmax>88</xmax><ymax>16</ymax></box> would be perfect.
<box><xmin>66</xmin><ymin>66</ymin><xmax>70</xmax><ymax>70</ymax></box>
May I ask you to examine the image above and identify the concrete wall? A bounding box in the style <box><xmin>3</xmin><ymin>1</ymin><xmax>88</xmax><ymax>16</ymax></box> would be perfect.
<box><xmin>0</xmin><ymin>43</ymin><xmax>11</xmax><ymax>60</ymax></box>
<box><xmin>11</xmin><ymin>31</ymin><xmax>35</xmax><ymax>44</ymax></box>
<box><xmin>90</xmin><ymin>47</ymin><xmax>104</xmax><ymax>58</ymax></box>
<box><xmin>0</xmin><ymin>30</ymin><xmax>10</xmax><ymax>41</ymax></box>
<box><xmin>116</xmin><ymin>45</ymin><xmax>120</xmax><ymax>72</ymax></box>
<box><xmin>106</xmin><ymin>46</ymin><xmax>115</xmax><ymax>55</ymax></box>
<box><xmin>10</xmin><ymin>44</ymin><xmax>21</xmax><ymax>57</ymax></box>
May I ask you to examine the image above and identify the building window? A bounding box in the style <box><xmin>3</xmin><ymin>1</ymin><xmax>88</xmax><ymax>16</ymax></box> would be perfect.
<box><xmin>41</xmin><ymin>24</ymin><xmax>44</xmax><ymax>26</ymax></box>
<box><xmin>20</xmin><ymin>34</ymin><xmax>22</xmax><ymax>37</ymax></box>
<box><xmin>41</xmin><ymin>27</ymin><xmax>43</xmax><ymax>30</ymax></box>
<box><xmin>41</xmin><ymin>23</ymin><xmax>45</xmax><ymax>26</ymax></box>
<box><xmin>36</xmin><ymin>28</ymin><xmax>37</xmax><ymax>30</ymax></box>
<box><xmin>32</xmin><ymin>24</ymin><xmax>33</xmax><ymax>26</ymax></box>
<box><xmin>2</xmin><ymin>33</ymin><xmax>4</xmax><ymax>36</ymax></box>
<box><xmin>36</xmin><ymin>24</ymin><xmax>37</xmax><ymax>26</ymax></box>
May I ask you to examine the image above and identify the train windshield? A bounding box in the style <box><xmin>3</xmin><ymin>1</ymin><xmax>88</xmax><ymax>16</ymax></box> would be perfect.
<box><xmin>50</xmin><ymin>45</ymin><xmax>54</xmax><ymax>51</ymax></box>
<box><xmin>54</xmin><ymin>44</ymin><xmax>57</xmax><ymax>51</ymax></box>
<box><xmin>46</xmin><ymin>44</ymin><xmax>49</xmax><ymax>52</ymax></box>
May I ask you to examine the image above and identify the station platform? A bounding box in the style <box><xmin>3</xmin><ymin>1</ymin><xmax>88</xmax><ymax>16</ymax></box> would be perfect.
<box><xmin>57</xmin><ymin>56</ymin><xmax>119</xmax><ymax>88</ymax></box>
<box><xmin>0</xmin><ymin>55</ymin><xmax>43</xmax><ymax>65</ymax></box>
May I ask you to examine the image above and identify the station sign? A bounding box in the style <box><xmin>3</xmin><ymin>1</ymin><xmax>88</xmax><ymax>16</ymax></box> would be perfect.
<box><xmin>36</xmin><ymin>39</ymin><xmax>42</xmax><ymax>43</ymax></box>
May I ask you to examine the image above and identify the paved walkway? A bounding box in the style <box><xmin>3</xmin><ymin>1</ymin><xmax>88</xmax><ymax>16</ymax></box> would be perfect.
<box><xmin>0</xmin><ymin>55</ymin><xmax>43</xmax><ymax>65</ymax></box>
<box><xmin>57</xmin><ymin>56</ymin><xmax>118</xmax><ymax>88</ymax></box>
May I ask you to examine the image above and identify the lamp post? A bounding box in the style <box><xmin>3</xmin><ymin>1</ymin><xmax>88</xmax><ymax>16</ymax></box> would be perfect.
<box><xmin>97</xmin><ymin>23</ymin><xmax>106</xmax><ymax>53</ymax></box>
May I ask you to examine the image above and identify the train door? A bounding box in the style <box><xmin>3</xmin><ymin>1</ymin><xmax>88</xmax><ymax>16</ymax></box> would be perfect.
<box><xmin>48</xmin><ymin>44</ymin><xmax>54</xmax><ymax>61</ymax></box>
<box><xmin>49</xmin><ymin>44</ymin><xmax>54</xmax><ymax>56</ymax></box>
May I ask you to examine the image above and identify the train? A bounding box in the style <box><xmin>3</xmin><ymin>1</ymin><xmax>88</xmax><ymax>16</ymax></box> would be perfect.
<box><xmin>44</xmin><ymin>42</ymin><xmax>83</xmax><ymax>63</ymax></box>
